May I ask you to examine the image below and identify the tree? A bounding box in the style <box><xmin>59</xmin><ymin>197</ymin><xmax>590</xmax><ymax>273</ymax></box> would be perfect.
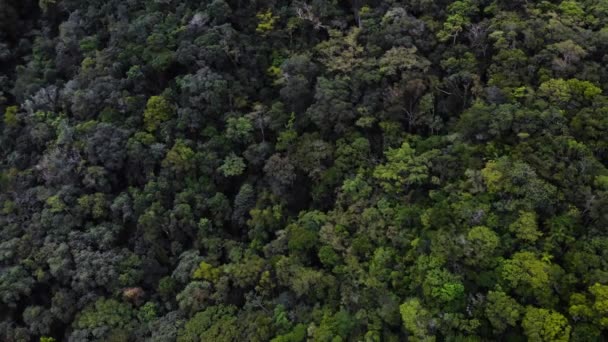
<box><xmin>422</xmin><ymin>268</ymin><xmax>465</xmax><ymax>309</ymax></box>
<box><xmin>569</xmin><ymin>283</ymin><xmax>608</xmax><ymax>328</ymax></box>
<box><xmin>292</xmin><ymin>133</ymin><xmax>332</xmax><ymax>180</ymax></box>
<box><xmin>373</xmin><ymin>141</ymin><xmax>437</xmax><ymax>194</ymax></box>
<box><xmin>226</xmin><ymin>116</ymin><xmax>253</xmax><ymax>143</ymax></box>
<box><xmin>0</xmin><ymin>266</ymin><xmax>34</xmax><ymax>308</ymax></box>
<box><xmin>509</xmin><ymin>211</ymin><xmax>542</xmax><ymax>242</ymax></box>
<box><xmin>521</xmin><ymin>306</ymin><xmax>571</xmax><ymax>342</ymax></box>
<box><xmin>263</xmin><ymin>154</ymin><xmax>296</xmax><ymax>197</ymax></box>
<box><xmin>83</xmin><ymin>123</ymin><xmax>129</xmax><ymax>172</ymax></box>
<box><xmin>537</xmin><ymin>78</ymin><xmax>601</xmax><ymax>107</ymax></box>
<box><xmin>3</xmin><ymin>105</ymin><xmax>18</xmax><ymax>127</ymax></box>
<box><xmin>177</xmin><ymin>281</ymin><xmax>213</xmax><ymax>316</ymax></box>
<box><xmin>279</xmin><ymin>55</ymin><xmax>317</xmax><ymax>113</ymax></box>
<box><xmin>589</xmin><ymin>283</ymin><xmax>608</xmax><ymax>327</ymax></box>
<box><xmin>500</xmin><ymin>252</ymin><xmax>556</xmax><ymax>305</ymax></box>
<box><xmin>559</xmin><ymin>0</ymin><xmax>586</xmax><ymax>25</ymax></box>
<box><xmin>144</xmin><ymin>95</ymin><xmax>175</xmax><ymax>132</ymax></box>
<box><xmin>163</xmin><ymin>139</ymin><xmax>196</xmax><ymax>174</ymax></box>
<box><xmin>316</xmin><ymin>28</ymin><xmax>367</xmax><ymax>74</ymax></box>
<box><xmin>549</xmin><ymin>40</ymin><xmax>587</xmax><ymax>74</ymax></box>
<box><xmin>232</xmin><ymin>183</ymin><xmax>256</xmax><ymax>227</ymax></box>
<box><xmin>72</xmin><ymin>298</ymin><xmax>135</xmax><ymax>341</ymax></box>
<box><xmin>218</xmin><ymin>153</ymin><xmax>246</xmax><ymax>177</ymax></box>
<box><xmin>22</xmin><ymin>305</ymin><xmax>53</xmax><ymax>336</ymax></box>
<box><xmin>145</xmin><ymin>311</ymin><xmax>185</xmax><ymax>342</ymax></box>
<box><xmin>310</xmin><ymin>309</ymin><xmax>356</xmax><ymax>341</ymax></box>
<box><xmin>485</xmin><ymin>290</ymin><xmax>523</xmax><ymax>333</ymax></box>
<box><xmin>178</xmin><ymin>305</ymin><xmax>239</xmax><ymax>342</ymax></box>
<box><xmin>379</xmin><ymin>47</ymin><xmax>430</xmax><ymax>77</ymax></box>
<box><xmin>256</xmin><ymin>10</ymin><xmax>278</xmax><ymax>34</ymax></box>
<box><xmin>480</xmin><ymin>157</ymin><xmax>558</xmax><ymax>212</ymax></box>
<box><xmin>177</xmin><ymin>67</ymin><xmax>228</xmax><ymax>115</ymax></box>
<box><xmin>305</xmin><ymin>76</ymin><xmax>356</xmax><ymax>134</ymax></box>
<box><xmin>287</xmin><ymin>211</ymin><xmax>326</xmax><ymax>259</ymax></box>
<box><xmin>464</xmin><ymin>226</ymin><xmax>499</xmax><ymax>267</ymax></box>
<box><xmin>399</xmin><ymin>298</ymin><xmax>435</xmax><ymax>342</ymax></box>
<box><xmin>437</xmin><ymin>0</ymin><xmax>478</xmax><ymax>44</ymax></box>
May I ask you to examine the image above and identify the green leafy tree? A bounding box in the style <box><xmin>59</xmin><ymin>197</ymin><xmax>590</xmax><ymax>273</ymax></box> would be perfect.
<box><xmin>256</xmin><ymin>10</ymin><xmax>279</xmax><ymax>34</ymax></box>
<box><xmin>437</xmin><ymin>0</ymin><xmax>478</xmax><ymax>44</ymax></box>
<box><xmin>500</xmin><ymin>252</ymin><xmax>555</xmax><ymax>304</ymax></box>
<box><xmin>178</xmin><ymin>305</ymin><xmax>239</xmax><ymax>342</ymax></box>
<box><xmin>465</xmin><ymin>226</ymin><xmax>499</xmax><ymax>267</ymax></box>
<box><xmin>379</xmin><ymin>47</ymin><xmax>431</xmax><ymax>76</ymax></box>
<box><xmin>226</xmin><ymin>116</ymin><xmax>254</xmax><ymax>143</ymax></box>
<box><xmin>163</xmin><ymin>139</ymin><xmax>196</xmax><ymax>173</ymax></box>
<box><xmin>3</xmin><ymin>105</ymin><xmax>18</xmax><ymax>127</ymax></box>
<box><xmin>373</xmin><ymin>142</ymin><xmax>438</xmax><ymax>194</ymax></box>
<box><xmin>218</xmin><ymin>153</ymin><xmax>246</xmax><ymax>177</ymax></box>
<box><xmin>485</xmin><ymin>290</ymin><xmax>523</xmax><ymax>333</ymax></box>
<box><xmin>144</xmin><ymin>96</ymin><xmax>175</xmax><ymax>132</ymax></box>
<box><xmin>73</xmin><ymin>298</ymin><xmax>135</xmax><ymax>339</ymax></box>
<box><xmin>509</xmin><ymin>211</ymin><xmax>542</xmax><ymax>242</ymax></box>
<box><xmin>569</xmin><ymin>283</ymin><xmax>608</xmax><ymax>328</ymax></box>
<box><xmin>521</xmin><ymin>306</ymin><xmax>571</xmax><ymax>342</ymax></box>
<box><xmin>400</xmin><ymin>298</ymin><xmax>436</xmax><ymax>342</ymax></box>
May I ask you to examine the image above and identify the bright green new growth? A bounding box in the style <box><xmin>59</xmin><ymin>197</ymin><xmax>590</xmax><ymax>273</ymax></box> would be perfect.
<box><xmin>143</xmin><ymin>95</ymin><xmax>174</xmax><ymax>132</ymax></box>
<box><xmin>218</xmin><ymin>153</ymin><xmax>246</xmax><ymax>176</ymax></box>
<box><xmin>400</xmin><ymin>298</ymin><xmax>435</xmax><ymax>342</ymax></box>
<box><xmin>522</xmin><ymin>306</ymin><xmax>571</xmax><ymax>342</ymax></box>
<box><xmin>3</xmin><ymin>106</ymin><xmax>18</xmax><ymax>127</ymax></box>
<box><xmin>163</xmin><ymin>139</ymin><xmax>195</xmax><ymax>172</ymax></box>
<box><xmin>510</xmin><ymin>211</ymin><xmax>542</xmax><ymax>242</ymax></box>
<box><xmin>256</xmin><ymin>10</ymin><xmax>278</xmax><ymax>34</ymax></box>
<box><xmin>373</xmin><ymin>142</ymin><xmax>433</xmax><ymax>193</ymax></box>
<box><xmin>192</xmin><ymin>261</ymin><xmax>221</xmax><ymax>282</ymax></box>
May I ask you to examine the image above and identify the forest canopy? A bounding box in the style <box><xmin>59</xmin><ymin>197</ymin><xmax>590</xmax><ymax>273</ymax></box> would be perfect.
<box><xmin>2</xmin><ymin>0</ymin><xmax>608</xmax><ymax>341</ymax></box>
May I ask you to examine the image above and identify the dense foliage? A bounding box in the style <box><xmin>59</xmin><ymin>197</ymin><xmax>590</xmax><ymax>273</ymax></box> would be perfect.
<box><xmin>2</xmin><ymin>0</ymin><xmax>608</xmax><ymax>340</ymax></box>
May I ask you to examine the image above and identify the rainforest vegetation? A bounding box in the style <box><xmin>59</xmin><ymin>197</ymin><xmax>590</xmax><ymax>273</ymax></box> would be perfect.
<box><xmin>3</xmin><ymin>0</ymin><xmax>608</xmax><ymax>341</ymax></box>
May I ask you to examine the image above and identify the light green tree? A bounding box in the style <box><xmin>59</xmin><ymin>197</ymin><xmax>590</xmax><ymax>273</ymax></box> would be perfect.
<box><xmin>500</xmin><ymin>252</ymin><xmax>554</xmax><ymax>304</ymax></box>
<box><xmin>226</xmin><ymin>116</ymin><xmax>254</xmax><ymax>143</ymax></box>
<box><xmin>522</xmin><ymin>306</ymin><xmax>571</xmax><ymax>342</ymax></box>
<box><xmin>256</xmin><ymin>10</ymin><xmax>278</xmax><ymax>34</ymax></box>
<box><xmin>373</xmin><ymin>142</ymin><xmax>438</xmax><ymax>194</ymax></box>
<box><xmin>163</xmin><ymin>140</ymin><xmax>195</xmax><ymax>173</ymax></box>
<box><xmin>509</xmin><ymin>211</ymin><xmax>542</xmax><ymax>242</ymax></box>
<box><xmin>400</xmin><ymin>298</ymin><xmax>436</xmax><ymax>342</ymax></box>
<box><xmin>437</xmin><ymin>0</ymin><xmax>478</xmax><ymax>44</ymax></box>
<box><xmin>218</xmin><ymin>153</ymin><xmax>246</xmax><ymax>177</ymax></box>
<box><xmin>465</xmin><ymin>226</ymin><xmax>499</xmax><ymax>266</ymax></box>
<box><xmin>3</xmin><ymin>105</ymin><xmax>18</xmax><ymax>127</ymax></box>
<box><xmin>485</xmin><ymin>290</ymin><xmax>523</xmax><ymax>333</ymax></box>
<box><xmin>569</xmin><ymin>283</ymin><xmax>608</xmax><ymax>328</ymax></box>
<box><xmin>143</xmin><ymin>96</ymin><xmax>174</xmax><ymax>132</ymax></box>
<box><xmin>379</xmin><ymin>46</ymin><xmax>431</xmax><ymax>76</ymax></box>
